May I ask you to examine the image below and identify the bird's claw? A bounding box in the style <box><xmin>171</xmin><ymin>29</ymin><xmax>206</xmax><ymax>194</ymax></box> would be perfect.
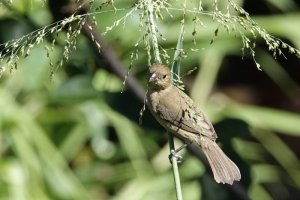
<box><xmin>169</xmin><ymin>150</ymin><xmax>184</xmax><ymax>164</ymax></box>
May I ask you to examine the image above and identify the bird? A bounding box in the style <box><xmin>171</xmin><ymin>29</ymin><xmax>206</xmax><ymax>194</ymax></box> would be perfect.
<box><xmin>146</xmin><ymin>64</ymin><xmax>241</xmax><ymax>185</ymax></box>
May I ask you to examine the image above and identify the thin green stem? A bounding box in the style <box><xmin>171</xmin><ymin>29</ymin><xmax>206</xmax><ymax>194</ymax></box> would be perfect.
<box><xmin>168</xmin><ymin>134</ymin><xmax>183</xmax><ymax>200</ymax></box>
<box><xmin>145</xmin><ymin>0</ymin><xmax>182</xmax><ymax>198</ymax></box>
<box><xmin>168</xmin><ymin>2</ymin><xmax>186</xmax><ymax>199</ymax></box>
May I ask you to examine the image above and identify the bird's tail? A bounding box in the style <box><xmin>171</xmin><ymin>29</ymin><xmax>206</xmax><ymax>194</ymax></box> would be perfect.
<box><xmin>199</xmin><ymin>136</ymin><xmax>241</xmax><ymax>184</ymax></box>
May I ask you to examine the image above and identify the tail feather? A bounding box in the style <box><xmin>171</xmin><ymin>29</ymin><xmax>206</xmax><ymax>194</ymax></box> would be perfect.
<box><xmin>200</xmin><ymin>137</ymin><xmax>241</xmax><ymax>184</ymax></box>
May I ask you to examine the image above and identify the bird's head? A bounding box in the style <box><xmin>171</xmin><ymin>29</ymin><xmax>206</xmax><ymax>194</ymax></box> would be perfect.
<box><xmin>148</xmin><ymin>64</ymin><xmax>171</xmax><ymax>90</ymax></box>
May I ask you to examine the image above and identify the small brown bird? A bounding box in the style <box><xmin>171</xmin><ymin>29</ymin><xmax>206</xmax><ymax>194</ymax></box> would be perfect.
<box><xmin>146</xmin><ymin>64</ymin><xmax>241</xmax><ymax>185</ymax></box>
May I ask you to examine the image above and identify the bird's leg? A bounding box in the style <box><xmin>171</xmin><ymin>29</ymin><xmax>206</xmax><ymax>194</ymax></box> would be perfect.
<box><xmin>168</xmin><ymin>143</ymin><xmax>190</xmax><ymax>163</ymax></box>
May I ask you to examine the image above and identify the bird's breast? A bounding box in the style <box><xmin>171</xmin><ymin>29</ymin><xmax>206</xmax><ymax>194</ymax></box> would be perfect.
<box><xmin>146</xmin><ymin>90</ymin><xmax>160</xmax><ymax>113</ymax></box>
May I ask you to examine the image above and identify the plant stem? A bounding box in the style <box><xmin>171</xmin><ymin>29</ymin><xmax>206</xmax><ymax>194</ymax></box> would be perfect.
<box><xmin>168</xmin><ymin>28</ymin><xmax>183</xmax><ymax>200</ymax></box>
<box><xmin>169</xmin><ymin>9</ymin><xmax>186</xmax><ymax>200</ymax></box>
<box><xmin>168</xmin><ymin>134</ymin><xmax>183</xmax><ymax>200</ymax></box>
<box><xmin>146</xmin><ymin>1</ymin><xmax>183</xmax><ymax>199</ymax></box>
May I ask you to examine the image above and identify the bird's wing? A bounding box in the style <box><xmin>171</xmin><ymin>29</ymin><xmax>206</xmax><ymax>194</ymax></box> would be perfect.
<box><xmin>156</xmin><ymin>86</ymin><xmax>217</xmax><ymax>140</ymax></box>
<box><xmin>156</xmin><ymin>103</ymin><xmax>200</xmax><ymax>135</ymax></box>
<box><xmin>179</xmin><ymin>89</ymin><xmax>217</xmax><ymax>140</ymax></box>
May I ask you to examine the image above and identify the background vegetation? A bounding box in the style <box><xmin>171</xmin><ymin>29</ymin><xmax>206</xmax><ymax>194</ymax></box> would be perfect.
<box><xmin>0</xmin><ymin>0</ymin><xmax>300</xmax><ymax>199</ymax></box>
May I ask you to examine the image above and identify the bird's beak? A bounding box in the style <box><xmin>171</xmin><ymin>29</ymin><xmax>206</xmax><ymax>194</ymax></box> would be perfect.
<box><xmin>149</xmin><ymin>73</ymin><xmax>157</xmax><ymax>83</ymax></box>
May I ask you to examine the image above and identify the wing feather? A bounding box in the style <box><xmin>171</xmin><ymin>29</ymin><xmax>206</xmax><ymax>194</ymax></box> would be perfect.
<box><xmin>156</xmin><ymin>86</ymin><xmax>217</xmax><ymax>140</ymax></box>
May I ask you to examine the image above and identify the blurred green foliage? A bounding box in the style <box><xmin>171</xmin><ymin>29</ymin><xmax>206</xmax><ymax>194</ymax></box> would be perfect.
<box><xmin>0</xmin><ymin>0</ymin><xmax>300</xmax><ymax>199</ymax></box>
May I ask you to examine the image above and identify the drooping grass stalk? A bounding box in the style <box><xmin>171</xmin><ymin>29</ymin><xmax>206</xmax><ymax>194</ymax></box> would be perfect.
<box><xmin>1</xmin><ymin>0</ymin><xmax>299</xmax><ymax>79</ymax></box>
<box><xmin>145</xmin><ymin>0</ymin><xmax>162</xmax><ymax>64</ymax></box>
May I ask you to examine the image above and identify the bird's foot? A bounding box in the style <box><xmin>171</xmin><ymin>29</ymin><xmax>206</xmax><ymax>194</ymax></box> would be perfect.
<box><xmin>169</xmin><ymin>150</ymin><xmax>184</xmax><ymax>164</ymax></box>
